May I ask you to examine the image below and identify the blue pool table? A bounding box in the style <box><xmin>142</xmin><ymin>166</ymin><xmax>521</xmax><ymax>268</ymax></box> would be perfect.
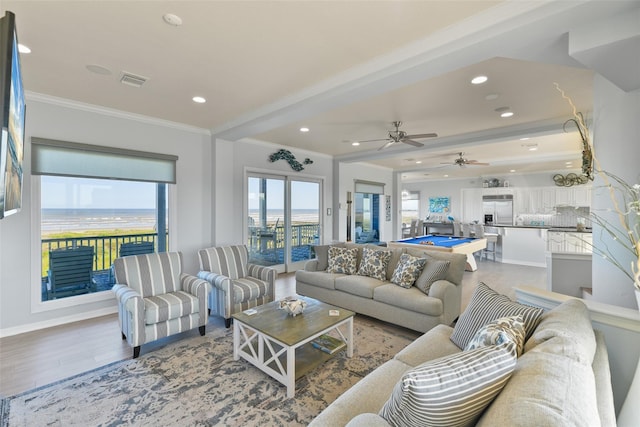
<box><xmin>389</xmin><ymin>234</ymin><xmax>487</xmax><ymax>271</ymax></box>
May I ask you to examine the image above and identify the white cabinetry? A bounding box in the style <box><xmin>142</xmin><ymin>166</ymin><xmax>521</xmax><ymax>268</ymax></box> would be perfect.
<box><xmin>461</xmin><ymin>188</ymin><xmax>483</xmax><ymax>223</ymax></box>
<box><xmin>555</xmin><ymin>186</ymin><xmax>592</xmax><ymax>207</ymax></box>
<box><xmin>547</xmin><ymin>231</ymin><xmax>592</xmax><ymax>254</ymax></box>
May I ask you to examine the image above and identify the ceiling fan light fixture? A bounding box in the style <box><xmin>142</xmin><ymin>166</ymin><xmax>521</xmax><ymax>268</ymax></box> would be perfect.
<box><xmin>351</xmin><ymin>142</ymin><xmax>360</xmax><ymax>146</ymax></box>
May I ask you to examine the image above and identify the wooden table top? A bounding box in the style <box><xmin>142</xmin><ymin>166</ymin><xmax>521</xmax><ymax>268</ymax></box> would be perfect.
<box><xmin>232</xmin><ymin>296</ymin><xmax>354</xmax><ymax>346</ymax></box>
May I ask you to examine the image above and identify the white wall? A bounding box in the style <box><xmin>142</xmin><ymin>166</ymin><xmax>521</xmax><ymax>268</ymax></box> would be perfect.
<box><xmin>338</xmin><ymin>162</ymin><xmax>393</xmax><ymax>242</ymax></box>
<box><xmin>0</xmin><ymin>96</ymin><xmax>213</xmax><ymax>335</ymax></box>
<box><xmin>592</xmin><ymin>75</ymin><xmax>640</xmax><ymax>309</ymax></box>
<box><xmin>213</xmin><ymin>138</ymin><xmax>334</xmax><ymax>247</ymax></box>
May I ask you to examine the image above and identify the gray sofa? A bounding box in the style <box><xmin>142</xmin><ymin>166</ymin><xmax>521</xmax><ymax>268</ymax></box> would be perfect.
<box><xmin>310</xmin><ymin>298</ymin><xmax>616</xmax><ymax>427</ymax></box>
<box><xmin>296</xmin><ymin>243</ymin><xmax>467</xmax><ymax>333</ymax></box>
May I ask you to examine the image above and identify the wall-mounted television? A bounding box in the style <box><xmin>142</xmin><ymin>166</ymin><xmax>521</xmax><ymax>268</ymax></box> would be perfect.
<box><xmin>0</xmin><ymin>11</ymin><xmax>25</xmax><ymax>219</ymax></box>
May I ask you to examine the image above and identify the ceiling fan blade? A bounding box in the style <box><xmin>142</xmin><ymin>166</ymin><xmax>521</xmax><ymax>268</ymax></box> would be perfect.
<box><xmin>355</xmin><ymin>138</ymin><xmax>391</xmax><ymax>143</ymax></box>
<box><xmin>378</xmin><ymin>141</ymin><xmax>395</xmax><ymax>151</ymax></box>
<box><xmin>467</xmin><ymin>162</ymin><xmax>490</xmax><ymax>166</ymax></box>
<box><xmin>405</xmin><ymin>133</ymin><xmax>438</xmax><ymax>139</ymax></box>
<box><xmin>401</xmin><ymin>139</ymin><xmax>424</xmax><ymax>147</ymax></box>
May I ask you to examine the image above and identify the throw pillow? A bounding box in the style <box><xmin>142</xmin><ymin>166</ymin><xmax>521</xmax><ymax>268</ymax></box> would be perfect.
<box><xmin>450</xmin><ymin>282</ymin><xmax>544</xmax><ymax>350</ymax></box>
<box><xmin>327</xmin><ymin>246</ymin><xmax>358</xmax><ymax>275</ymax></box>
<box><xmin>379</xmin><ymin>342</ymin><xmax>517</xmax><ymax>427</ymax></box>
<box><xmin>414</xmin><ymin>258</ymin><xmax>450</xmax><ymax>295</ymax></box>
<box><xmin>464</xmin><ymin>315</ymin><xmax>526</xmax><ymax>357</ymax></box>
<box><xmin>390</xmin><ymin>253</ymin><xmax>426</xmax><ymax>288</ymax></box>
<box><xmin>357</xmin><ymin>248</ymin><xmax>392</xmax><ymax>281</ymax></box>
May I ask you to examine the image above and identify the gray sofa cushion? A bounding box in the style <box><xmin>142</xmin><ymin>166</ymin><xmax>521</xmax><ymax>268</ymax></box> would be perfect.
<box><xmin>394</xmin><ymin>324</ymin><xmax>461</xmax><ymax>367</ymax></box>
<box><xmin>476</xmin><ymin>344</ymin><xmax>600</xmax><ymax>426</ymax></box>
<box><xmin>524</xmin><ymin>299</ymin><xmax>596</xmax><ymax>364</ymax></box>
<box><xmin>295</xmin><ymin>270</ymin><xmax>342</xmax><ymax>290</ymax></box>
<box><xmin>335</xmin><ymin>275</ymin><xmax>387</xmax><ymax>298</ymax></box>
<box><xmin>373</xmin><ymin>284</ymin><xmax>442</xmax><ymax>316</ymax></box>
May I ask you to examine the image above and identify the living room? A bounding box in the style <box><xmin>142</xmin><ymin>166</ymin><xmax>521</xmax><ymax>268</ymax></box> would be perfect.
<box><xmin>0</xmin><ymin>1</ymin><xmax>639</xmax><ymax>425</ymax></box>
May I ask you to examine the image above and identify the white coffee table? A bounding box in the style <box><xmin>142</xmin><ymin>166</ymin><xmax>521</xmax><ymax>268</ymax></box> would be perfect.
<box><xmin>232</xmin><ymin>296</ymin><xmax>354</xmax><ymax>398</ymax></box>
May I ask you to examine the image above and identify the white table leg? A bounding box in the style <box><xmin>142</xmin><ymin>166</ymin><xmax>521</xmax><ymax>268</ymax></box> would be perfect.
<box><xmin>233</xmin><ymin>319</ymin><xmax>240</xmax><ymax>361</ymax></box>
<box><xmin>286</xmin><ymin>346</ymin><xmax>295</xmax><ymax>398</ymax></box>
<box><xmin>347</xmin><ymin>317</ymin><xmax>354</xmax><ymax>357</ymax></box>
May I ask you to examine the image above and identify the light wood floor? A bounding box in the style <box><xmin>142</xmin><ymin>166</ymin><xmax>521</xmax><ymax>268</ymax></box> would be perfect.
<box><xmin>0</xmin><ymin>259</ymin><xmax>546</xmax><ymax>397</ymax></box>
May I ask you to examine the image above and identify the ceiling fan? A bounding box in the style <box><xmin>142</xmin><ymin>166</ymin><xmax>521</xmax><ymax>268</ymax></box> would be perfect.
<box><xmin>442</xmin><ymin>152</ymin><xmax>490</xmax><ymax>167</ymax></box>
<box><xmin>348</xmin><ymin>121</ymin><xmax>437</xmax><ymax>151</ymax></box>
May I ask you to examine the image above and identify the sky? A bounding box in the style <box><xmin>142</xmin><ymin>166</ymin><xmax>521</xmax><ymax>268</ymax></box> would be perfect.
<box><xmin>41</xmin><ymin>176</ymin><xmax>156</xmax><ymax>209</ymax></box>
<box><xmin>248</xmin><ymin>177</ymin><xmax>319</xmax><ymax>210</ymax></box>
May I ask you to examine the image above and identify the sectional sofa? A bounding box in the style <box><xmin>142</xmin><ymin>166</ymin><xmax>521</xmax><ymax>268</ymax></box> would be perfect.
<box><xmin>295</xmin><ymin>243</ymin><xmax>467</xmax><ymax>333</ymax></box>
<box><xmin>310</xmin><ymin>289</ymin><xmax>616</xmax><ymax>426</ymax></box>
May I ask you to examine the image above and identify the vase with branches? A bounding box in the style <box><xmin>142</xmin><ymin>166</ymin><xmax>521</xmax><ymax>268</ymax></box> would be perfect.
<box><xmin>556</xmin><ymin>83</ymin><xmax>640</xmax><ymax>293</ymax></box>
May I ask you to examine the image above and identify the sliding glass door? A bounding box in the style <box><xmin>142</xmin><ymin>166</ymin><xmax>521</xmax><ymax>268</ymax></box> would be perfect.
<box><xmin>247</xmin><ymin>173</ymin><xmax>321</xmax><ymax>272</ymax></box>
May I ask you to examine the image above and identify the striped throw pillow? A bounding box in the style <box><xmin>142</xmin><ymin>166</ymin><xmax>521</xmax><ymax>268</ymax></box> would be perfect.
<box><xmin>379</xmin><ymin>342</ymin><xmax>517</xmax><ymax>427</ymax></box>
<box><xmin>450</xmin><ymin>282</ymin><xmax>544</xmax><ymax>350</ymax></box>
<box><xmin>414</xmin><ymin>259</ymin><xmax>450</xmax><ymax>295</ymax></box>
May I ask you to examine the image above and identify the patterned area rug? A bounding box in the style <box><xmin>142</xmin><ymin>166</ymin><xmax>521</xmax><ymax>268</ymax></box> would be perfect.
<box><xmin>0</xmin><ymin>315</ymin><xmax>418</xmax><ymax>426</ymax></box>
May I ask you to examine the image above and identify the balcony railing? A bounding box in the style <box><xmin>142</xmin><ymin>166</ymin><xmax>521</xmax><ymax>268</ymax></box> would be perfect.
<box><xmin>41</xmin><ymin>233</ymin><xmax>160</xmax><ymax>278</ymax></box>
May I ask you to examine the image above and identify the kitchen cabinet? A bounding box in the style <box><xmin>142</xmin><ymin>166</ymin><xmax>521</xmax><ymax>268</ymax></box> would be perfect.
<box><xmin>547</xmin><ymin>230</ymin><xmax>592</xmax><ymax>254</ymax></box>
<box><xmin>555</xmin><ymin>186</ymin><xmax>592</xmax><ymax>207</ymax></box>
<box><xmin>482</xmin><ymin>188</ymin><xmax>514</xmax><ymax>196</ymax></box>
<box><xmin>514</xmin><ymin>188</ymin><xmax>531</xmax><ymax>215</ymax></box>
<box><xmin>461</xmin><ymin>188</ymin><xmax>483</xmax><ymax>223</ymax></box>
<box><xmin>501</xmin><ymin>227</ymin><xmax>547</xmax><ymax>267</ymax></box>
<box><xmin>541</xmin><ymin>188</ymin><xmax>556</xmax><ymax>212</ymax></box>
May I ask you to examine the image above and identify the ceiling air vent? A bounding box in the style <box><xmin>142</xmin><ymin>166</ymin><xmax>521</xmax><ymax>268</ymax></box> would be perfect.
<box><xmin>119</xmin><ymin>71</ymin><xmax>148</xmax><ymax>88</ymax></box>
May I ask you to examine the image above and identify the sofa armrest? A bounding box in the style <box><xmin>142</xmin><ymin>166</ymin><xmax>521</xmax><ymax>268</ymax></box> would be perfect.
<box><xmin>112</xmin><ymin>283</ymin><xmax>143</xmax><ymax>312</ymax></box>
<box><xmin>247</xmin><ymin>263</ymin><xmax>277</xmax><ymax>283</ymax></box>
<box><xmin>428</xmin><ymin>279</ymin><xmax>461</xmax><ymax>326</ymax></box>
<box><xmin>112</xmin><ymin>284</ymin><xmax>145</xmax><ymax>346</ymax></box>
<box><xmin>181</xmin><ymin>273</ymin><xmax>208</xmax><ymax>297</ymax></box>
<box><xmin>304</xmin><ymin>259</ymin><xmax>320</xmax><ymax>271</ymax></box>
<box><xmin>346</xmin><ymin>414</ymin><xmax>391</xmax><ymax>427</ymax></box>
<box><xmin>197</xmin><ymin>270</ymin><xmax>232</xmax><ymax>294</ymax></box>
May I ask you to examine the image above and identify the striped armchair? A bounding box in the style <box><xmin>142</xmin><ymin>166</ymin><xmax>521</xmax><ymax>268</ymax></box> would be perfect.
<box><xmin>198</xmin><ymin>245</ymin><xmax>277</xmax><ymax>328</ymax></box>
<box><xmin>112</xmin><ymin>252</ymin><xmax>208</xmax><ymax>358</ymax></box>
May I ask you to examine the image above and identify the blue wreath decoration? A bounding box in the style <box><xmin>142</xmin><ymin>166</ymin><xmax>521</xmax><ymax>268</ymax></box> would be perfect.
<box><xmin>268</xmin><ymin>149</ymin><xmax>313</xmax><ymax>171</ymax></box>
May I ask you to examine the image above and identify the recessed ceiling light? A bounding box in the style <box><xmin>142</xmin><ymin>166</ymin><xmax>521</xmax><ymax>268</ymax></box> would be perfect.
<box><xmin>18</xmin><ymin>44</ymin><xmax>30</xmax><ymax>54</ymax></box>
<box><xmin>510</xmin><ymin>169</ymin><xmax>516</xmax><ymax>173</ymax></box>
<box><xmin>351</xmin><ymin>142</ymin><xmax>360</xmax><ymax>146</ymax></box>
<box><xmin>500</xmin><ymin>111</ymin><xmax>514</xmax><ymax>118</ymax></box>
<box><xmin>471</xmin><ymin>75</ymin><xmax>488</xmax><ymax>85</ymax></box>
<box><xmin>565</xmin><ymin>161</ymin><xmax>573</xmax><ymax>165</ymax></box>
<box><xmin>528</xmin><ymin>146</ymin><xmax>538</xmax><ymax>151</ymax></box>
<box><xmin>299</xmin><ymin>127</ymin><xmax>309</xmax><ymax>132</ymax></box>
<box><xmin>443</xmin><ymin>174</ymin><xmax>449</xmax><ymax>178</ymax></box>
<box><xmin>163</xmin><ymin>13</ymin><xmax>183</xmax><ymax>26</ymax></box>
<box><xmin>415</xmin><ymin>160</ymin><xmax>422</xmax><ymax>164</ymax></box>
<box><xmin>86</xmin><ymin>64</ymin><xmax>112</xmax><ymax>75</ymax></box>
<box><xmin>520</xmin><ymin>137</ymin><xmax>530</xmax><ymax>141</ymax></box>
<box><xmin>192</xmin><ymin>96</ymin><xmax>206</xmax><ymax>103</ymax></box>
<box><xmin>485</xmin><ymin>93</ymin><xmax>499</xmax><ymax>100</ymax></box>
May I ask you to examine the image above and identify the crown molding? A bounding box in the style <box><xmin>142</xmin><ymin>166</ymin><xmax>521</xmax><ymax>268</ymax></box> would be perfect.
<box><xmin>26</xmin><ymin>91</ymin><xmax>211</xmax><ymax>136</ymax></box>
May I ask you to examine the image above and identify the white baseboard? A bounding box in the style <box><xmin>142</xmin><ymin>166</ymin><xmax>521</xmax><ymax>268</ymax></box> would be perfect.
<box><xmin>0</xmin><ymin>306</ymin><xmax>118</xmax><ymax>338</ymax></box>
<box><xmin>501</xmin><ymin>258</ymin><xmax>546</xmax><ymax>268</ymax></box>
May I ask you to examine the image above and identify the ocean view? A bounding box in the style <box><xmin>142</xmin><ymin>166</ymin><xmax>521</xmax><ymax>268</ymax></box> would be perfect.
<box><xmin>42</xmin><ymin>209</ymin><xmax>157</xmax><ymax>234</ymax></box>
<box><xmin>42</xmin><ymin>208</ymin><xmax>320</xmax><ymax>234</ymax></box>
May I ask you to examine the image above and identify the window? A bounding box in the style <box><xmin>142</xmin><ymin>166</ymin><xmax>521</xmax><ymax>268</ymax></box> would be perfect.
<box><xmin>31</xmin><ymin>138</ymin><xmax>176</xmax><ymax>303</ymax></box>
<box><xmin>402</xmin><ymin>190</ymin><xmax>419</xmax><ymax>225</ymax></box>
<box><xmin>39</xmin><ymin>177</ymin><xmax>168</xmax><ymax>302</ymax></box>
